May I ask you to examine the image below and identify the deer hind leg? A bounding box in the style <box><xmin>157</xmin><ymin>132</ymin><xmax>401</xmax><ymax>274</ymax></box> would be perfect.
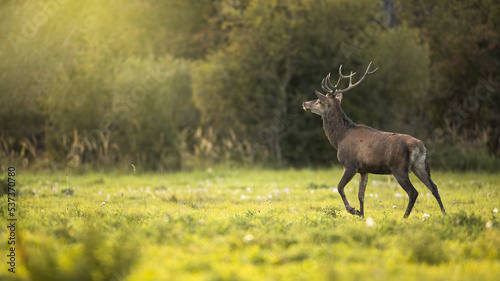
<box><xmin>337</xmin><ymin>168</ymin><xmax>359</xmax><ymax>215</ymax></box>
<box><xmin>358</xmin><ymin>173</ymin><xmax>368</xmax><ymax>217</ymax></box>
<box><xmin>412</xmin><ymin>157</ymin><xmax>446</xmax><ymax>215</ymax></box>
<box><xmin>393</xmin><ymin>173</ymin><xmax>419</xmax><ymax>218</ymax></box>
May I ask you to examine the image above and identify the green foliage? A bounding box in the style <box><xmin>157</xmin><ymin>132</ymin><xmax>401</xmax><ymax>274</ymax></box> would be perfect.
<box><xmin>0</xmin><ymin>0</ymin><xmax>498</xmax><ymax>170</ymax></box>
<box><xmin>405</xmin><ymin>231</ymin><xmax>449</xmax><ymax>265</ymax></box>
<box><xmin>0</xmin><ymin>177</ymin><xmax>7</xmax><ymax>197</ymax></box>
<box><xmin>192</xmin><ymin>0</ymin><xmax>432</xmax><ymax>166</ymax></box>
<box><xmin>401</xmin><ymin>0</ymin><xmax>500</xmax><ymax>157</ymax></box>
<box><xmin>18</xmin><ymin>222</ymin><xmax>140</xmax><ymax>281</ymax></box>
<box><xmin>150</xmin><ymin>0</ymin><xmax>227</xmax><ymax>59</ymax></box>
<box><xmin>1</xmin><ymin>168</ymin><xmax>499</xmax><ymax>280</ymax></box>
<box><xmin>110</xmin><ymin>55</ymin><xmax>196</xmax><ymax>170</ymax></box>
<box><xmin>430</xmin><ymin>142</ymin><xmax>500</xmax><ymax>172</ymax></box>
<box><xmin>0</xmin><ymin>0</ymin><xmax>199</xmax><ymax>171</ymax></box>
<box><xmin>357</xmin><ymin>26</ymin><xmax>430</xmax><ymax>134</ymax></box>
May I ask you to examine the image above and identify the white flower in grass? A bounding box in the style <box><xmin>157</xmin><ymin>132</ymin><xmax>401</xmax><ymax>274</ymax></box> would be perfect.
<box><xmin>422</xmin><ymin>213</ymin><xmax>430</xmax><ymax>219</ymax></box>
<box><xmin>102</xmin><ymin>202</ymin><xmax>106</xmax><ymax>205</ymax></box>
<box><xmin>240</xmin><ymin>194</ymin><xmax>247</xmax><ymax>199</ymax></box>
<box><xmin>493</xmin><ymin>208</ymin><xmax>498</xmax><ymax>214</ymax></box>
<box><xmin>486</xmin><ymin>221</ymin><xmax>493</xmax><ymax>229</ymax></box>
<box><xmin>243</xmin><ymin>234</ymin><xmax>254</xmax><ymax>242</ymax></box>
<box><xmin>365</xmin><ymin>217</ymin><xmax>376</xmax><ymax>227</ymax></box>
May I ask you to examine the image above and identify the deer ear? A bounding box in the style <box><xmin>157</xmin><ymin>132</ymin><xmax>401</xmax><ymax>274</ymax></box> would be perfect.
<box><xmin>335</xmin><ymin>93</ymin><xmax>343</xmax><ymax>103</ymax></box>
<box><xmin>315</xmin><ymin>90</ymin><xmax>332</xmax><ymax>104</ymax></box>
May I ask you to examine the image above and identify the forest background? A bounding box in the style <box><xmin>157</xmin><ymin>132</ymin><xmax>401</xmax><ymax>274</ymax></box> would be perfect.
<box><xmin>1</xmin><ymin>0</ymin><xmax>499</xmax><ymax>172</ymax></box>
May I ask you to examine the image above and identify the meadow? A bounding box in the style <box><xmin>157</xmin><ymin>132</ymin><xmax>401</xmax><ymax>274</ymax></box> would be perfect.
<box><xmin>1</xmin><ymin>167</ymin><xmax>499</xmax><ymax>281</ymax></box>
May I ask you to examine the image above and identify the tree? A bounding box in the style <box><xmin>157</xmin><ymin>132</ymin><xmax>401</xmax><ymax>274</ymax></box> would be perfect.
<box><xmin>0</xmin><ymin>0</ymin><xmax>199</xmax><ymax>170</ymax></box>
<box><xmin>401</xmin><ymin>0</ymin><xmax>500</xmax><ymax>156</ymax></box>
<box><xmin>192</xmin><ymin>0</ymin><xmax>431</xmax><ymax>166</ymax></box>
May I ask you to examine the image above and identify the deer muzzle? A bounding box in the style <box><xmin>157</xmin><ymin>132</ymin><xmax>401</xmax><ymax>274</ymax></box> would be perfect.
<box><xmin>302</xmin><ymin>101</ymin><xmax>311</xmax><ymax>111</ymax></box>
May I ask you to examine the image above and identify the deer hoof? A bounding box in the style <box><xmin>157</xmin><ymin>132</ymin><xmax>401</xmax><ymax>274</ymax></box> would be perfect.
<box><xmin>346</xmin><ymin>206</ymin><xmax>357</xmax><ymax>215</ymax></box>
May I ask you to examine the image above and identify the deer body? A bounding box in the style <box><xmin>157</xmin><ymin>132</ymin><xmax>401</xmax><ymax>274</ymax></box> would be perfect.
<box><xmin>338</xmin><ymin>127</ymin><xmax>421</xmax><ymax>175</ymax></box>
<box><xmin>303</xmin><ymin>62</ymin><xmax>446</xmax><ymax>218</ymax></box>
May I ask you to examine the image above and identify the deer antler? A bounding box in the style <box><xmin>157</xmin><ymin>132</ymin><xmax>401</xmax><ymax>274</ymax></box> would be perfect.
<box><xmin>322</xmin><ymin>62</ymin><xmax>378</xmax><ymax>95</ymax></box>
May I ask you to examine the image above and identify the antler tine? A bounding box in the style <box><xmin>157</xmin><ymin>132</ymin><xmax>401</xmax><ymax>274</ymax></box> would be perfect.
<box><xmin>321</xmin><ymin>74</ymin><xmax>333</xmax><ymax>93</ymax></box>
<box><xmin>365</xmin><ymin>61</ymin><xmax>379</xmax><ymax>74</ymax></box>
<box><xmin>334</xmin><ymin>61</ymin><xmax>378</xmax><ymax>94</ymax></box>
<box><xmin>348</xmin><ymin>71</ymin><xmax>355</xmax><ymax>87</ymax></box>
<box><xmin>334</xmin><ymin>64</ymin><xmax>356</xmax><ymax>88</ymax></box>
<box><xmin>334</xmin><ymin>65</ymin><xmax>343</xmax><ymax>88</ymax></box>
<box><xmin>326</xmin><ymin>72</ymin><xmax>335</xmax><ymax>90</ymax></box>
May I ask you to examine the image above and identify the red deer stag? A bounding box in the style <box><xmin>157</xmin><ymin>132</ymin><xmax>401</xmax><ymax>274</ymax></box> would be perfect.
<box><xmin>302</xmin><ymin>62</ymin><xmax>446</xmax><ymax>218</ymax></box>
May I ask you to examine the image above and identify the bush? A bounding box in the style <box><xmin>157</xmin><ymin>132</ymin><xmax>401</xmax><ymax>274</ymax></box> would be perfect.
<box><xmin>406</xmin><ymin>231</ymin><xmax>449</xmax><ymax>265</ymax></box>
<box><xmin>429</xmin><ymin>143</ymin><xmax>500</xmax><ymax>172</ymax></box>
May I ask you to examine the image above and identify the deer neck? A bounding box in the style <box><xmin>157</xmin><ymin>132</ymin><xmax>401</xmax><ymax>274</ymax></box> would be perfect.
<box><xmin>322</xmin><ymin>102</ymin><xmax>355</xmax><ymax>149</ymax></box>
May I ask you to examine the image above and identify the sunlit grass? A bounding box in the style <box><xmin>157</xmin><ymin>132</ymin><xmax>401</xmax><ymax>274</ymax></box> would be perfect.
<box><xmin>1</xmin><ymin>168</ymin><xmax>499</xmax><ymax>280</ymax></box>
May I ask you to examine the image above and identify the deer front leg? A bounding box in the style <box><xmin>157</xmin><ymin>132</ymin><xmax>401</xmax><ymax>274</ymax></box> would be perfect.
<box><xmin>337</xmin><ymin>168</ymin><xmax>358</xmax><ymax>215</ymax></box>
<box><xmin>358</xmin><ymin>173</ymin><xmax>368</xmax><ymax>217</ymax></box>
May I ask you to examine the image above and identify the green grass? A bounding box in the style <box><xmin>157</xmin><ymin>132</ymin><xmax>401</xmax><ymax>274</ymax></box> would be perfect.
<box><xmin>1</xmin><ymin>168</ymin><xmax>499</xmax><ymax>281</ymax></box>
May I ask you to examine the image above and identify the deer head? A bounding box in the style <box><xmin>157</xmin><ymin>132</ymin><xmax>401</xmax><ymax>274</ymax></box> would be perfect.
<box><xmin>302</xmin><ymin>62</ymin><xmax>378</xmax><ymax>117</ymax></box>
<box><xmin>302</xmin><ymin>90</ymin><xmax>336</xmax><ymax>116</ymax></box>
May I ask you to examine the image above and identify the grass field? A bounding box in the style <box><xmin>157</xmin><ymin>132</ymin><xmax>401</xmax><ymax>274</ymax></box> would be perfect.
<box><xmin>1</xmin><ymin>167</ymin><xmax>499</xmax><ymax>281</ymax></box>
